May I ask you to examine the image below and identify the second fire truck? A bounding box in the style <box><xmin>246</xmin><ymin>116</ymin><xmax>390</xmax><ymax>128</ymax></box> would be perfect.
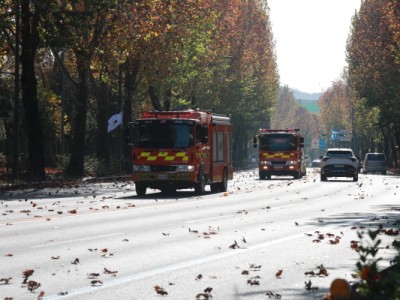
<box><xmin>253</xmin><ymin>128</ymin><xmax>306</xmax><ymax>180</ymax></box>
<box><xmin>129</xmin><ymin>110</ymin><xmax>233</xmax><ymax>196</ymax></box>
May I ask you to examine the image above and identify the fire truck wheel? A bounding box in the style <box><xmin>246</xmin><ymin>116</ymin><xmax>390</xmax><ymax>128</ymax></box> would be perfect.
<box><xmin>210</xmin><ymin>183</ymin><xmax>219</xmax><ymax>193</ymax></box>
<box><xmin>259</xmin><ymin>172</ymin><xmax>266</xmax><ymax>180</ymax></box>
<box><xmin>195</xmin><ymin>173</ymin><xmax>206</xmax><ymax>195</ymax></box>
<box><xmin>135</xmin><ymin>183</ymin><xmax>147</xmax><ymax>196</ymax></box>
<box><xmin>219</xmin><ymin>169</ymin><xmax>228</xmax><ymax>192</ymax></box>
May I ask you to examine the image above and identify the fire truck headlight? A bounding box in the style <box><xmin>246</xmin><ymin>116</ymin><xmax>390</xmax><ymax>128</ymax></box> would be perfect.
<box><xmin>286</xmin><ymin>160</ymin><xmax>298</xmax><ymax>166</ymax></box>
<box><xmin>133</xmin><ymin>165</ymin><xmax>151</xmax><ymax>172</ymax></box>
<box><xmin>259</xmin><ymin>160</ymin><xmax>272</xmax><ymax>165</ymax></box>
<box><xmin>176</xmin><ymin>165</ymin><xmax>195</xmax><ymax>172</ymax></box>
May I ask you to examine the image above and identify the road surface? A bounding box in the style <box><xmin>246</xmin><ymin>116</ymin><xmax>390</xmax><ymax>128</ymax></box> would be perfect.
<box><xmin>1</xmin><ymin>169</ymin><xmax>399</xmax><ymax>299</ymax></box>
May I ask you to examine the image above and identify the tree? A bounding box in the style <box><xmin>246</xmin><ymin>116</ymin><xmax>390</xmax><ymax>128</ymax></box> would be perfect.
<box><xmin>346</xmin><ymin>0</ymin><xmax>400</xmax><ymax>165</ymax></box>
<box><xmin>318</xmin><ymin>79</ymin><xmax>352</xmax><ymax>134</ymax></box>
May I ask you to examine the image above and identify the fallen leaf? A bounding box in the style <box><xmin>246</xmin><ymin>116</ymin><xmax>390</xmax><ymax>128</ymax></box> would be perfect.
<box><xmin>154</xmin><ymin>285</ymin><xmax>168</xmax><ymax>295</ymax></box>
<box><xmin>27</xmin><ymin>280</ymin><xmax>41</xmax><ymax>292</ymax></box>
<box><xmin>0</xmin><ymin>277</ymin><xmax>12</xmax><ymax>284</ymax></box>
<box><xmin>87</xmin><ymin>273</ymin><xmax>100</xmax><ymax>279</ymax></box>
<box><xmin>229</xmin><ymin>240</ymin><xmax>239</xmax><ymax>249</ymax></box>
<box><xmin>38</xmin><ymin>291</ymin><xmax>45</xmax><ymax>299</ymax></box>
<box><xmin>275</xmin><ymin>269</ymin><xmax>283</xmax><ymax>278</ymax></box>
<box><xmin>104</xmin><ymin>267</ymin><xmax>118</xmax><ymax>275</ymax></box>
<box><xmin>91</xmin><ymin>280</ymin><xmax>103</xmax><ymax>286</ymax></box>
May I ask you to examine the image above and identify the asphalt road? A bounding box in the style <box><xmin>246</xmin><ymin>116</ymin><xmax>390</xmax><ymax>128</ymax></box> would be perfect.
<box><xmin>1</xmin><ymin>169</ymin><xmax>399</xmax><ymax>299</ymax></box>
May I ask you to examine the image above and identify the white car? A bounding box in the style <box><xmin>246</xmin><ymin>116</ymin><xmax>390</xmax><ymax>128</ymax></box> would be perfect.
<box><xmin>320</xmin><ymin>148</ymin><xmax>359</xmax><ymax>182</ymax></box>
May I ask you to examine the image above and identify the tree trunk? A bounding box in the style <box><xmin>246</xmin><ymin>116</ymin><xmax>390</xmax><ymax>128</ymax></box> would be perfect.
<box><xmin>65</xmin><ymin>54</ymin><xmax>89</xmax><ymax>177</ymax></box>
<box><xmin>122</xmin><ymin>59</ymin><xmax>140</xmax><ymax>173</ymax></box>
<box><xmin>149</xmin><ymin>85</ymin><xmax>162</xmax><ymax>111</ymax></box>
<box><xmin>20</xmin><ymin>0</ymin><xmax>45</xmax><ymax>180</ymax></box>
<box><xmin>96</xmin><ymin>80</ymin><xmax>110</xmax><ymax>161</ymax></box>
<box><xmin>164</xmin><ymin>89</ymin><xmax>171</xmax><ymax>111</ymax></box>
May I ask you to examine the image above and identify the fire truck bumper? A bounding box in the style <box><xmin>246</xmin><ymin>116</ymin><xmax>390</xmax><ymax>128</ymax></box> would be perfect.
<box><xmin>259</xmin><ymin>165</ymin><xmax>301</xmax><ymax>179</ymax></box>
<box><xmin>132</xmin><ymin>172</ymin><xmax>198</xmax><ymax>189</ymax></box>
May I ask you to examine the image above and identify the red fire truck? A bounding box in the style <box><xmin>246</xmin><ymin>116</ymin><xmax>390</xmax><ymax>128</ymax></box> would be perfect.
<box><xmin>129</xmin><ymin>110</ymin><xmax>233</xmax><ymax>196</ymax></box>
<box><xmin>253</xmin><ymin>128</ymin><xmax>306</xmax><ymax>180</ymax></box>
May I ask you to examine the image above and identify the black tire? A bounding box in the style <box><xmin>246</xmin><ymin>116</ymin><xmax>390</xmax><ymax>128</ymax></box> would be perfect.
<box><xmin>266</xmin><ymin>174</ymin><xmax>271</xmax><ymax>180</ymax></box>
<box><xmin>293</xmin><ymin>172</ymin><xmax>300</xmax><ymax>179</ymax></box>
<box><xmin>210</xmin><ymin>183</ymin><xmax>219</xmax><ymax>193</ymax></box>
<box><xmin>218</xmin><ymin>169</ymin><xmax>228</xmax><ymax>192</ymax></box>
<box><xmin>135</xmin><ymin>183</ymin><xmax>146</xmax><ymax>196</ymax></box>
<box><xmin>382</xmin><ymin>171</ymin><xmax>387</xmax><ymax>175</ymax></box>
<box><xmin>195</xmin><ymin>173</ymin><xmax>206</xmax><ymax>195</ymax></box>
<box><xmin>320</xmin><ymin>174</ymin><xmax>327</xmax><ymax>181</ymax></box>
<box><xmin>353</xmin><ymin>174</ymin><xmax>358</xmax><ymax>182</ymax></box>
<box><xmin>259</xmin><ymin>172</ymin><xmax>266</xmax><ymax>180</ymax></box>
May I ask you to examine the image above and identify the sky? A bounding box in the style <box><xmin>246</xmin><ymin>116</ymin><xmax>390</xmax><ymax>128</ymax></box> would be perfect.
<box><xmin>268</xmin><ymin>0</ymin><xmax>362</xmax><ymax>94</ymax></box>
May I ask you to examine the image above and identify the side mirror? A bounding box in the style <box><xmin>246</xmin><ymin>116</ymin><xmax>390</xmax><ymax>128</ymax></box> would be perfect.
<box><xmin>300</xmin><ymin>137</ymin><xmax>304</xmax><ymax>148</ymax></box>
<box><xmin>253</xmin><ymin>137</ymin><xmax>258</xmax><ymax>148</ymax></box>
<box><xmin>201</xmin><ymin>126</ymin><xmax>208</xmax><ymax>144</ymax></box>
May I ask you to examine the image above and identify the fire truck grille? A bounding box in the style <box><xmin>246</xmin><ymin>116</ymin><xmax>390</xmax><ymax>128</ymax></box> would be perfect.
<box><xmin>150</xmin><ymin>165</ymin><xmax>177</xmax><ymax>172</ymax></box>
<box><xmin>271</xmin><ymin>161</ymin><xmax>286</xmax><ymax>165</ymax></box>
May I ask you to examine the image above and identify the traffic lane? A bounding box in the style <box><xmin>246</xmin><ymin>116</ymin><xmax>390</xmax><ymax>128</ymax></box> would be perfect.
<box><xmin>39</xmin><ymin>173</ymin><xmax>398</xmax><ymax>299</ymax></box>
<box><xmin>1</xmin><ymin>170</ymin><xmax>399</xmax><ymax>299</ymax></box>
<box><xmin>1</xmin><ymin>173</ymin><xmax>344</xmax><ymax>298</ymax></box>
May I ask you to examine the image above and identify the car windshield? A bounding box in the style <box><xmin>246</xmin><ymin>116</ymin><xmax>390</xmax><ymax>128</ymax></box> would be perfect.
<box><xmin>260</xmin><ymin>134</ymin><xmax>297</xmax><ymax>151</ymax></box>
<box><xmin>366</xmin><ymin>154</ymin><xmax>385</xmax><ymax>161</ymax></box>
<box><xmin>326</xmin><ymin>150</ymin><xmax>353</xmax><ymax>158</ymax></box>
<box><xmin>134</xmin><ymin>122</ymin><xmax>194</xmax><ymax>148</ymax></box>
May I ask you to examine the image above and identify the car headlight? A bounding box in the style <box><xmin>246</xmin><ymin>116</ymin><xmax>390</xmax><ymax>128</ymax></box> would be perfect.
<box><xmin>176</xmin><ymin>165</ymin><xmax>195</xmax><ymax>172</ymax></box>
<box><xmin>133</xmin><ymin>165</ymin><xmax>151</xmax><ymax>172</ymax></box>
<box><xmin>259</xmin><ymin>160</ymin><xmax>272</xmax><ymax>165</ymax></box>
<box><xmin>286</xmin><ymin>160</ymin><xmax>298</xmax><ymax>166</ymax></box>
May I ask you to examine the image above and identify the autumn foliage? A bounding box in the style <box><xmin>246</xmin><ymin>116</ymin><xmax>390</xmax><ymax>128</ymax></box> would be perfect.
<box><xmin>0</xmin><ymin>0</ymin><xmax>279</xmax><ymax>178</ymax></box>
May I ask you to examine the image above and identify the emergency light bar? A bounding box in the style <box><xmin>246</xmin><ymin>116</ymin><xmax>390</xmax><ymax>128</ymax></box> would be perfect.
<box><xmin>258</xmin><ymin>128</ymin><xmax>300</xmax><ymax>134</ymax></box>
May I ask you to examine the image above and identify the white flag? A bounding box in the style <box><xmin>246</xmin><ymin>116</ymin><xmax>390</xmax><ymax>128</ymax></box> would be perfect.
<box><xmin>107</xmin><ymin>111</ymin><xmax>123</xmax><ymax>133</ymax></box>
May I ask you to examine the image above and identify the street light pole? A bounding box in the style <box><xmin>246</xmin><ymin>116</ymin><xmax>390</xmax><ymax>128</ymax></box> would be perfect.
<box><xmin>12</xmin><ymin>0</ymin><xmax>20</xmax><ymax>180</ymax></box>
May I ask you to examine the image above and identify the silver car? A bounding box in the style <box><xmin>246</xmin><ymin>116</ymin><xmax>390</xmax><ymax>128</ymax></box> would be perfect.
<box><xmin>362</xmin><ymin>153</ymin><xmax>386</xmax><ymax>175</ymax></box>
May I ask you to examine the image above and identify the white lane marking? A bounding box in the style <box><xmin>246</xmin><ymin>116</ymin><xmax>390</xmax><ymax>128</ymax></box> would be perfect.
<box><xmin>31</xmin><ymin>232</ymin><xmax>124</xmax><ymax>249</ymax></box>
<box><xmin>43</xmin><ymin>233</ymin><xmax>304</xmax><ymax>299</ymax></box>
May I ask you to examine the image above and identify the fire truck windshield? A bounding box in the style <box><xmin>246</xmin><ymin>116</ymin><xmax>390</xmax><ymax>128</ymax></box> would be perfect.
<box><xmin>134</xmin><ymin>122</ymin><xmax>194</xmax><ymax>148</ymax></box>
<box><xmin>260</xmin><ymin>134</ymin><xmax>297</xmax><ymax>151</ymax></box>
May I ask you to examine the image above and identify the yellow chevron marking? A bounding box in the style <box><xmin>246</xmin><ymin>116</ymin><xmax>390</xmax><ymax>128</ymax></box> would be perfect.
<box><xmin>263</xmin><ymin>152</ymin><xmax>295</xmax><ymax>158</ymax></box>
<box><xmin>139</xmin><ymin>152</ymin><xmax>151</xmax><ymax>158</ymax></box>
<box><xmin>138</xmin><ymin>151</ymin><xmax>189</xmax><ymax>161</ymax></box>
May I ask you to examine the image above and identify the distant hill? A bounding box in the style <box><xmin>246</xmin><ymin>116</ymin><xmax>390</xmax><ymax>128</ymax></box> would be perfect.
<box><xmin>291</xmin><ymin>89</ymin><xmax>321</xmax><ymax>101</ymax></box>
<box><xmin>291</xmin><ymin>89</ymin><xmax>321</xmax><ymax>113</ymax></box>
